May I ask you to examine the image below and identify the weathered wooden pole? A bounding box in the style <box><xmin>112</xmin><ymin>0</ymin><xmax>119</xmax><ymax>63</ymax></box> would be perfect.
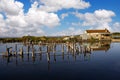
<box><xmin>72</xmin><ymin>42</ymin><xmax>74</xmax><ymax>53</ymax></box>
<box><xmin>46</xmin><ymin>43</ymin><xmax>50</xmax><ymax>62</ymax></box>
<box><xmin>14</xmin><ymin>44</ymin><xmax>17</xmax><ymax>55</ymax></box>
<box><xmin>48</xmin><ymin>60</ymin><xmax>50</xmax><ymax>71</ymax></box>
<box><xmin>66</xmin><ymin>44</ymin><xmax>69</xmax><ymax>53</ymax></box>
<box><xmin>74</xmin><ymin>43</ymin><xmax>77</xmax><ymax>53</ymax></box>
<box><xmin>27</xmin><ymin>45</ymin><xmax>30</xmax><ymax>55</ymax></box>
<box><xmin>32</xmin><ymin>45</ymin><xmax>35</xmax><ymax>58</ymax></box>
<box><xmin>80</xmin><ymin>45</ymin><xmax>83</xmax><ymax>53</ymax></box>
<box><xmin>47</xmin><ymin>52</ymin><xmax>50</xmax><ymax>63</ymax></box>
<box><xmin>9</xmin><ymin>47</ymin><xmax>12</xmax><ymax>55</ymax></box>
<box><xmin>19</xmin><ymin>47</ymin><xmax>23</xmax><ymax>56</ymax></box>
<box><xmin>6</xmin><ymin>48</ymin><xmax>9</xmax><ymax>57</ymax></box>
<box><xmin>15</xmin><ymin>55</ymin><xmax>18</xmax><ymax>66</ymax></box>
<box><xmin>27</xmin><ymin>52</ymin><xmax>29</xmax><ymax>62</ymax></box>
<box><xmin>39</xmin><ymin>45</ymin><xmax>42</xmax><ymax>54</ymax></box>
<box><xmin>53</xmin><ymin>43</ymin><xmax>56</xmax><ymax>54</ymax></box>
<box><xmin>84</xmin><ymin>46</ymin><xmax>87</xmax><ymax>53</ymax></box>
<box><xmin>78</xmin><ymin>44</ymin><xmax>81</xmax><ymax>53</ymax></box>
<box><xmin>61</xmin><ymin>43</ymin><xmax>64</xmax><ymax>53</ymax></box>
<box><xmin>46</xmin><ymin>45</ymin><xmax>49</xmax><ymax>53</ymax></box>
<box><xmin>54</xmin><ymin>53</ymin><xmax>56</xmax><ymax>62</ymax></box>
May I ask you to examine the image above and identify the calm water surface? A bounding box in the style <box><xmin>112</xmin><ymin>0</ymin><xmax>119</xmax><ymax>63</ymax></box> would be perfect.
<box><xmin>0</xmin><ymin>42</ymin><xmax>120</xmax><ymax>80</ymax></box>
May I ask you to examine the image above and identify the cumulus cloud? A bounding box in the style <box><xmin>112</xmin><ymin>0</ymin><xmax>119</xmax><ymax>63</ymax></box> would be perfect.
<box><xmin>0</xmin><ymin>14</ymin><xmax>10</xmax><ymax>37</ymax></box>
<box><xmin>0</xmin><ymin>14</ymin><xmax>5</xmax><ymax>27</ymax></box>
<box><xmin>26</xmin><ymin>2</ymin><xmax>60</xmax><ymax>28</ymax></box>
<box><xmin>51</xmin><ymin>28</ymin><xmax>83</xmax><ymax>36</ymax></box>
<box><xmin>112</xmin><ymin>22</ymin><xmax>120</xmax><ymax>32</ymax></box>
<box><xmin>94</xmin><ymin>9</ymin><xmax>115</xmax><ymax>19</ymax></box>
<box><xmin>0</xmin><ymin>1</ymin><xmax>60</xmax><ymax>37</ymax></box>
<box><xmin>0</xmin><ymin>0</ymin><xmax>24</xmax><ymax>15</ymax></box>
<box><xmin>39</xmin><ymin>0</ymin><xmax>90</xmax><ymax>12</ymax></box>
<box><xmin>74</xmin><ymin>9</ymin><xmax>115</xmax><ymax>31</ymax></box>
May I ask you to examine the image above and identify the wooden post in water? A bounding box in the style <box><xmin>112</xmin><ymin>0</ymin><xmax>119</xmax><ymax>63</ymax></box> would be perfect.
<box><xmin>14</xmin><ymin>44</ymin><xmax>17</xmax><ymax>56</ymax></box>
<box><xmin>62</xmin><ymin>52</ymin><xmax>64</xmax><ymax>60</ymax></box>
<box><xmin>78</xmin><ymin>44</ymin><xmax>81</xmax><ymax>53</ymax></box>
<box><xmin>52</xmin><ymin>43</ymin><xmax>56</xmax><ymax>62</ymax></box>
<box><xmin>6</xmin><ymin>48</ymin><xmax>9</xmax><ymax>57</ymax></box>
<box><xmin>9</xmin><ymin>47</ymin><xmax>12</xmax><ymax>55</ymax></box>
<box><xmin>66</xmin><ymin>44</ymin><xmax>69</xmax><ymax>53</ymax></box>
<box><xmin>19</xmin><ymin>47</ymin><xmax>23</xmax><ymax>56</ymax></box>
<box><xmin>61</xmin><ymin>43</ymin><xmax>64</xmax><ymax>53</ymax></box>
<box><xmin>72</xmin><ymin>43</ymin><xmax>75</xmax><ymax>55</ymax></box>
<box><xmin>32</xmin><ymin>45</ymin><xmax>35</xmax><ymax>58</ymax></box>
<box><xmin>74</xmin><ymin>43</ymin><xmax>76</xmax><ymax>53</ymax></box>
<box><xmin>27</xmin><ymin>52</ymin><xmax>29</xmax><ymax>62</ymax></box>
<box><xmin>46</xmin><ymin>44</ymin><xmax>50</xmax><ymax>62</ymax></box>
<box><xmin>53</xmin><ymin>43</ymin><xmax>56</xmax><ymax>54</ymax></box>
<box><xmin>27</xmin><ymin>45</ymin><xmax>30</xmax><ymax>55</ymax></box>
<box><xmin>39</xmin><ymin>45</ymin><xmax>42</xmax><ymax>54</ymax></box>
<box><xmin>46</xmin><ymin>45</ymin><xmax>48</xmax><ymax>53</ymax></box>
<box><xmin>39</xmin><ymin>44</ymin><xmax>42</xmax><ymax>61</ymax></box>
<box><xmin>80</xmin><ymin>45</ymin><xmax>83</xmax><ymax>53</ymax></box>
<box><xmin>19</xmin><ymin>47</ymin><xmax>24</xmax><ymax>62</ymax></box>
<box><xmin>54</xmin><ymin>53</ymin><xmax>56</xmax><ymax>62</ymax></box>
<box><xmin>72</xmin><ymin>42</ymin><xmax>74</xmax><ymax>53</ymax></box>
<box><xmin>47</xmin><ymin>52</ymin><xmax>50</xmax><ymax>63</ymax></box>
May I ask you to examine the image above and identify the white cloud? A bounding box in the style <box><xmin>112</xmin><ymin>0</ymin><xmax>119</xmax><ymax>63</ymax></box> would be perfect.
<box><xmin>0</xmin><ymin>0</ymin><xmax>24</xmax><ymax>15</ymax></box>
<box><xmin>51</xmin><ymin>28</ymin><xmax>83</xmax><ymax>36</ymax></box>
<box><xmin>74</xmin><ymin>9</ymin><xmax>115</xmax><ymax>31</ymax></box>
<box><xmin>61</xmin><ymin>13</ymin><xmax>68</xmax><ymax>19</ymax></box>
<box><xmin>6</xmin><ymin>13</ymin><xmax>27</xmax><ymax>28</ymax></box>
<box><xmin>69</xmin><ymin>27</ymin><xmax>75</xmax><ymax>31</ymax></box>
<box><xmin>112</xmin><ymin>22</ymin><xmax>120</xmax><ymax>32</ymax></box>
<box><xmin>95</xmin><ymin>9</ymin><xmax>115</xmax><ymax>19</ymax></box>
<box><xmin>0</xmin><ymin>14</ymin><xmax>5</xmax><ymax>27</ymax></box>
<box><xmin>113</xmin><ymin>22</ymin><xmax>120</xmax><ymax>27</ymax></box>
<box><xmin>71</xmin><ymin>22</ymin><xmax>81</xmax><ymax>26</ymax></box>
<box><xmin>39</xmin><ymin>0</ymin><xmax>90</xmax><ymax>12</ymax></box>
<box><xmin>0</xmin><ymin>1</ymin><xmax>60</xmax><ymax>37</ymax></box>
<box><xmin>0</xmin><ymin>14</ymin><xmax>10</xmax><ymax>37</ymax></box>
<box><xmin>26</xmin><ymin>2</ymin><xmax>60</xmax><ymax>28</ymax></box>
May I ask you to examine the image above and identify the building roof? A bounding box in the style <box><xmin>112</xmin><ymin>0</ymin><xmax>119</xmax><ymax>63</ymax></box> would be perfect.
<box><xmin>86</xmin><ymin>29</ymin><xmax>110</xmax><ymax>33</ymax></box>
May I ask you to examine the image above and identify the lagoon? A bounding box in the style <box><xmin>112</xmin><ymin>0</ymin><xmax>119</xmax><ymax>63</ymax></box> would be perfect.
<box><xmin>0</xmin><ymin>42</ymin><xmax>120</xmax><ymax>80</ymax></box>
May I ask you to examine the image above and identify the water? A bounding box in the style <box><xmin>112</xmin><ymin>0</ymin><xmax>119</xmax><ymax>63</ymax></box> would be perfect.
<box><xmin>0</xmin><ymin>42</ymin><xmax>120</xmax><ymax>80</ymax></box>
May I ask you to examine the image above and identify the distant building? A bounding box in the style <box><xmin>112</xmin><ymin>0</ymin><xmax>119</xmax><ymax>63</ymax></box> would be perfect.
<box><xmin>80</xmin><ymin>34</ymin><xmax>90</xmax><ymax>40</ymax></box>
<box><xmin>85</xmin><ymin>29</ymin><xmax>111</xmax><ymax>40</ymax></box>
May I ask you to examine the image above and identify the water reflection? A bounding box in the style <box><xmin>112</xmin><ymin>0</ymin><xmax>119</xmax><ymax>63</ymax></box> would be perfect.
<box><xmin>0</xmin><ymin>41</ymin><xmax>111</xmax><ymax>70</ymax></box>
<box><xmin>89</xmin><ymin>41</ymin><xmax>110</xmax><ymax>52</ymax></box>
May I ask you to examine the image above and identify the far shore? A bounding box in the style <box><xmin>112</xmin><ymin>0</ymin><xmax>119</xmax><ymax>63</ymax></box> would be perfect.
<box><xmin>112</xmin><ymin>39</ymin><xmax>120</xmax><ymax>42</ymax></box>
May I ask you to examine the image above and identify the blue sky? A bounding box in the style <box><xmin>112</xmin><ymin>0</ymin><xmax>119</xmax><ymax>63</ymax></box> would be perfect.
<box><xmin>0</xmin><ymin>0</ymin><xmax>120</xmax><ymax>37</ymax></box>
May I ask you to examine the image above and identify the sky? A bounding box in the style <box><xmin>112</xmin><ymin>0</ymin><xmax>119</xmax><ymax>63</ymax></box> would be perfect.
<box><xmin>0</xmin><ymin>0</ymin><xmax>120</xmax><ymax>37</ymax></box>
